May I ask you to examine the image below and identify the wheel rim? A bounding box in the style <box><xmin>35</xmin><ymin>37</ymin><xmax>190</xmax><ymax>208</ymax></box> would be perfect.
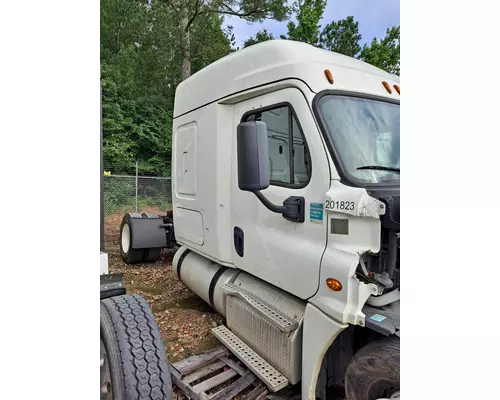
<box><xmin>121</xmin><ymin>223</ymin><xmax>130</xmax><ymax>253</ymax></box>
<box><xmin>100</xmin><ymin>338</ymin><xmax>113</xmax><ymax>400</ymax></box>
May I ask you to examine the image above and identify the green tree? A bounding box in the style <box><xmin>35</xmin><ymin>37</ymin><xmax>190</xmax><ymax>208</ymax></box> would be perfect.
<box><xmin>320</xmin><ymin>16</ymin><xmax>362</xmax><ymax>57</ymax></box>
<box><xmin>243</xmin><ymin>29</ymin><xmax>275</xmax><ymax>48</ymax></box>
<box><xmin>100</xmin><ymin>0</ymin><xmax>178</xmax><ymax>171</ymax></box>
<box><xmin>161</xmin><ymin>0</ymin><xmax>291</xmax><ymax>81</ymax></box>
<box><xmin>281</xmin><ymin>0</ymin><xmax>326</xmax><ymax>47</ymax></box>
<box><xmin>359</xmin><ymin>26</ymin><xmax>400</xmax><ymax>75</ymax></box>
<box><xmin>190</xmin><ymin>14</ymin><xmax>235</xmax><ymax>74</ymax></box>
<box><xmin>100</xmin><ymin>62</ymin><xmax>137</xmax><ymax>165</ymax></box>
<box><xmin>100</xmin><ymin>0</ymin><xmax>244</xmax><ymax>173</ymax></box>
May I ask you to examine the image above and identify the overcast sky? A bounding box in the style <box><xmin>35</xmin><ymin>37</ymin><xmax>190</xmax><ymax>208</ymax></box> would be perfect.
<box><xmin>223</xmin><ymin>0</ymin><xmax>400</xmax><ymax>48</ymax></box>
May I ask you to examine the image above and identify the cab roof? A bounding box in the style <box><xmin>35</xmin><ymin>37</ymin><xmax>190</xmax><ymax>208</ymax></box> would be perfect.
<box><xmin>174</xmin><ymin>40</ymin><xmax>400</xmax><ymax>118</ymax></box>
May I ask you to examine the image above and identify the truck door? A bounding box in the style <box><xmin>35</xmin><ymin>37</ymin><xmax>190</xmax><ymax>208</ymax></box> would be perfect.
<box><xmin>231</xmin><ymin>87</ymin><xmax>331</xmax><ymax>299</ymax></box>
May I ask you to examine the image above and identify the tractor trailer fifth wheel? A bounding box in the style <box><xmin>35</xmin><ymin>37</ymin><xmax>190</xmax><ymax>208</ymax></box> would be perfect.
<box><xmin>100</xmin><ymin>294</ymin><xmax>173</xmax><ymax>400</ymax></box>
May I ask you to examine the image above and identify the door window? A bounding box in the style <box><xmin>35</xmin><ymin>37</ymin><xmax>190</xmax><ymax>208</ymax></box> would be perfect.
<box><xmin>244</xmin><ymin>105</ymin><xmax>310</xmax><ymax>187</ymax></box>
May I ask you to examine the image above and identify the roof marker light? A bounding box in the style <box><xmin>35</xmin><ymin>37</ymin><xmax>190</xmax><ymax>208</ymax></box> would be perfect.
<box><xmin>382</xmin><ymin>81</ymin><xmax>392</xmax><ymax>94</ymax></box>
<box><xmin>393</xmin><ymin>84</ymin><xmax>400</xmax><ymax>94</ymax></box>
<box><xmin>324</xmin><ymin>69</ymin><xmax>334</xmax><ymax>84</ymax></box>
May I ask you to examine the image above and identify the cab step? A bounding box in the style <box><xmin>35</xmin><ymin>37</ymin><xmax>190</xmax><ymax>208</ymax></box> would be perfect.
<box><xmin>212</xmin><ymin>325</ymin><xmax>289</xmax><ymax>392</ymax></box>
<box><xmin>219</xmin><ymin>283</ymin><xmax>298</xmax><ymax>333</ymax></box>
<box><xmin>170</xmin><ymin>345</ymin><xmax>269</xmax><ymax>400</ymax></box>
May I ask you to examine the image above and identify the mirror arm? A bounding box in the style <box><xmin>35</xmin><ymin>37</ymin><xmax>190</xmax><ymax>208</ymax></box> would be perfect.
<box><xmin>254</xmin><ymin>191</ymin><xmax>305</xmax><ymax>223</ymax></box>
<box><xmin>254</xmin><ymin>191</ymin><xmax>288</xmax><ymax>214</ymax></box>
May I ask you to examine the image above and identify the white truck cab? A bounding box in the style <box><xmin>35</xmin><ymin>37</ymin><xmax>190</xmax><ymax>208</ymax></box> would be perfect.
<box><xmin>121</xmin><ymin>40</ymin><xmax>400</xmax><ymax>400</ymax></box>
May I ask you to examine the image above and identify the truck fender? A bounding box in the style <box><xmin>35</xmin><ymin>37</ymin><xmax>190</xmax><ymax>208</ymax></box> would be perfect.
<box><xmin>124</xmin><ymin>213</ymin><xmax>168</xmax><ymax>249</ymax></box>
<box><xmin>301</xmin><ymin>303</ymin><xmax>347</xmax><ymax>400</ymax></box>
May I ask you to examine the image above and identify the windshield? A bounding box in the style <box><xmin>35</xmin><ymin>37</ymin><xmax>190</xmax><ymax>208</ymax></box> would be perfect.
<box><xmin>316</xmin><ymin>94</ymin><xmax>400</xmax><ymax>185</ymax></box>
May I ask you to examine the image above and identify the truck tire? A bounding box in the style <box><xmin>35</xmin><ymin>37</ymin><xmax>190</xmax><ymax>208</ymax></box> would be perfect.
<box><xmin>100</xmin><ymin>294</ymin><xmax>173</xmax><ymax>400</ymax></box>
<box><xmin>143</xmin><ymin>248</ymin><xmax>162</xmax><ymax>263</ymax></box>
<box><xmin>120</xmin><ymin>214</ymin><xmax>144</xmax><ymax>264</ymax></box>
<box><xmin>141</xmin><ymin>213</ymin><xmax>159</xmax><ymax>219</ymax></box>
<box><xmin>344</xmin><ymin>337</ymin><xmax>400</xmax><ymax>400</ymax></box>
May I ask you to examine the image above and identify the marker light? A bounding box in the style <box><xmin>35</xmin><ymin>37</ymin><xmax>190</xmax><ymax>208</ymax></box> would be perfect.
<box><xmin>382</xmin><ymin>81</ymin><xmax>392</xmax><ymax>94</ymax></box>
<box><xmin>393</xmin><ymin>84</ymin><xmax>400</xmax><ymax>94</ymax></box>
<box><xmin>326</xmin><ymin>278</ymin><xmax>342</xmax><ymax>292</ymax></box>
<box><xmin>324</xmin><ymin>69</ymin><xmax>334</xmax><ymax>84</ymax></box>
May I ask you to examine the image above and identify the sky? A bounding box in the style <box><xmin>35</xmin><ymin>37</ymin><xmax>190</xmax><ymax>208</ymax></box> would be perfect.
<box><xmin>223</xmin><ymin>0</ymin><xmax>400</xmax><ymax>48</ymax></box>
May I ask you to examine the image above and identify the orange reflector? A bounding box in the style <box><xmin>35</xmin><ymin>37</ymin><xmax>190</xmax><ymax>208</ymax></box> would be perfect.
<box><xmin>382</xmin><ymin>81</ymin><xmax>392</xmax><ymax>94</ymax></box>
<box><xmin>326</xmin><ymin>278</ymin><xmax>342</xmax><ymax>292</ymax></box>
<box><xmin>393</xmin><ymin>84</ymin><xmax>400</xmax><ymax>94</ymax></box>
<box><xmin>324</xmin><ymin>69</ymin><xmax>334</xmax><ymax>84</ymax></box>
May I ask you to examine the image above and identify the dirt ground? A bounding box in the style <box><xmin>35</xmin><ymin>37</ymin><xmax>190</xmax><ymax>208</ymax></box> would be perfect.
<box><xmin>105</xmin><ymin>210</ymin><xmax>226</xmax><ymax>399</ymax></box>
<box><xmin>107</xmin><ymin>251</ymin><xmax>225</xmax><ymax>363</ymax></box>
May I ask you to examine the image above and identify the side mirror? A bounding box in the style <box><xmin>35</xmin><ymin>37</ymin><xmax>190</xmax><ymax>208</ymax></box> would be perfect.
<box><xmin>237</xmin><ymin>121</ymin><xmax>270</xmax><ymax>191</ymax></box>
<box><xmin>236</xmin><ymin>120</ymin><xmax>305</xmax><ymax>223</ymax></box>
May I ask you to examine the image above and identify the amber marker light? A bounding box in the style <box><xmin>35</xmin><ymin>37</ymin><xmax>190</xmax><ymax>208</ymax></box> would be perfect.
<box><xmin>382</xmin><ymin>81</ymin><xmax>392</xmax><ymax>94</ymax></box>
<box><xmin>326</xmin><ymin>278</ymin><xmax>342</xmax><ymax>292</ymax></box>
<box><xmin>393</xmin><ymin>84</ymin><xmax>400</xmax><ymax>94</ymax></box>
<box><xmin>324</xmin><ymin>69</ymin><xmax>334</xmax><ymax>84</ymax></box>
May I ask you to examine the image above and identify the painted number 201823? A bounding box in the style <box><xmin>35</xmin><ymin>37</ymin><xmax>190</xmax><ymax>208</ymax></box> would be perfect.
<box><xmin>325</xmin><ymin>200</ymin><xmax>355</xmax><ymax>211</ymax></box>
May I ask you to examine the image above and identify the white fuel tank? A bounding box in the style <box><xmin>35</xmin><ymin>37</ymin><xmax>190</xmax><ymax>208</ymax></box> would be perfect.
<box><xmin>172</xmin><ymin>246</ymin><xmax>240</xmax><ymax>316</ymax></box>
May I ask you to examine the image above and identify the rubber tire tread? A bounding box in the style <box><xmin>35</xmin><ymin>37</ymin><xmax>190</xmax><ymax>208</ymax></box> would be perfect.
<box><xmin>344</xmin><ymin>337</ymin><xmax>399</xmax><ymax>400</ymax></box>
<box><xmin>141</xmin><ymin>213</ymin><xmax>159</xmax><ymax>219</ymax></box>
<box><xmin>143</xmin><ymin>248</ymin><xmax>162</xmax><ymax>263</ymax></box>
<box><xmin>101</xmin><ymin>294</ymin><xmax>173</xmax><ymax>400</ymax></box>
<box><xmin>120</xmin><ymin>214</ymin><xmax>145</xmax><ymax>264</ymax></box>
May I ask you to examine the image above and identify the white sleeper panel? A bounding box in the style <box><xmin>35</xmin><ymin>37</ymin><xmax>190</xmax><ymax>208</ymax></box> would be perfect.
<box><xmin>173</xmin><ymin>207</ymin><xmax>204</xmax><ymax>246</ymax></box>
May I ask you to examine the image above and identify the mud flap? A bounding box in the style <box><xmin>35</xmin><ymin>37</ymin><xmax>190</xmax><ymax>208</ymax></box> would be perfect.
<box><xmin>129</xmin><ymin>216</ymin><xmax>168</xmax><ymax>249</ymax></box>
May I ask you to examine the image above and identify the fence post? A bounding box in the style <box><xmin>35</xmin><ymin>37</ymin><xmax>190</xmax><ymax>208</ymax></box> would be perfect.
<box><xmin>135</xmin><ymin>161</ymin><xmax>139</xmax><ymax>213</ymax></box>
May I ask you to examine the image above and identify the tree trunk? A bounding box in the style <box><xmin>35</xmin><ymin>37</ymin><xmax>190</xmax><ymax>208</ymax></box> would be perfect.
<box><xmin>179</xmin><ymin>6</ymin><xmax>191</xmax><ymax>81</ymax></box>
<box><xmin>180</xmin><ymin>30</ymin><xmax>191</xmax><ymax>81</ymax></box>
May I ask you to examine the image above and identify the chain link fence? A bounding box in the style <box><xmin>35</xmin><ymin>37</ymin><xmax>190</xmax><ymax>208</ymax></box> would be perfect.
<box><xmin>103</xmin><ymin>160</ymin><xmax>172</xmax><ymax>250</ymax></box>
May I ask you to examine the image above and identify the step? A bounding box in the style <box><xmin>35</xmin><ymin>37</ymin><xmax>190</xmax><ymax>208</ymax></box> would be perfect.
<box><xmin>212</xmin><ymin>325</ymin><xmax>289</xmax><ymax>392</ymax></box>
<box><xmin>170</xmin><ymin>345</ymin><xmax>267</xmax><ymax>400</ymax></box>
<box><xmin>220</xmin><ymin>283</ymin><xmax>298</xmax><ymax>333</ymax></box>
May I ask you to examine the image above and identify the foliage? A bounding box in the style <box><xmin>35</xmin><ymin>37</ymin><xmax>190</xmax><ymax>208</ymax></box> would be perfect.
<box><xmin>359</xmin><ymin>26</ymin><xmax>400</xmax><ymax>75</ymax></box>
<box><xmin>100</xmin><ymin>0</ymin><xmax>238</xmax><ymax>173</ymax></box>
<box><xmin>243</xmin><ymin>29</ymin><xmax>275</xmax><ymax>48</ymax></box>
<box><xmin>281</xmin><ymin>0</ymin><xmax>326</xmax><ymax>46</ymax></box>
<box><xmin>156</xmin><ymin>0</ymin><xmax>291</xmax><ymax>80</ymax></box>
<box><xmin>280</xmin><ymin>2</ymin><xmax>399</xmax><ymax>74</ymax></box>
<box><xmin>101</xmin><ymin>0</ymin><xmax>175</xmax><ymax>172</ymax></box>
<box><xmin>320</xmin><ymin>16</ymin><xmax>362</xmax><ymax>58</ymax></box>
<box><xmin>190</xmin><ymin>14</ymin><xmax>235</xmax><ymax>74</ymax></box>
